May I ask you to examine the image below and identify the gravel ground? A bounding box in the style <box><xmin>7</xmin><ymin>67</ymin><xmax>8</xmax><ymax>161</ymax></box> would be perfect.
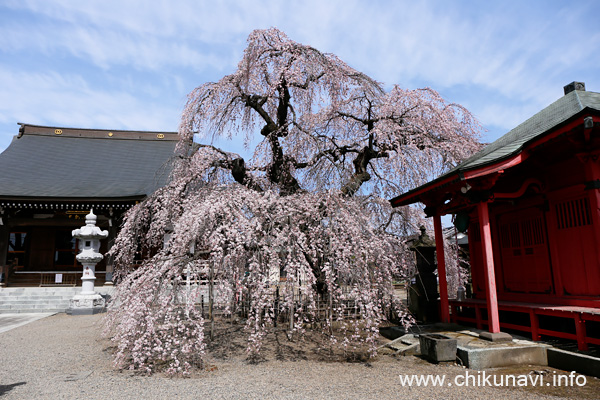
<box><xmin>0</xmin><ymin>314</ymin><xmax>596</xmax><ymax>399</ymax></box>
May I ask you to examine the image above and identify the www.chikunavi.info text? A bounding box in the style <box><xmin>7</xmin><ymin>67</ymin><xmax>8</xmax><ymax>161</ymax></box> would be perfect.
<box><xmin>399</xmin><ymin>370</ymin><xmax>587</xmax><ymax>387</ymax></box>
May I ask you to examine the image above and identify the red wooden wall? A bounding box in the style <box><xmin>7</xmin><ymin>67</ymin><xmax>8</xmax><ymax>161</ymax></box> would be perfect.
<box><xmin>467</xmin><ymin>158</ymin><xmax>600</xmax><ymax>307</ymax></box>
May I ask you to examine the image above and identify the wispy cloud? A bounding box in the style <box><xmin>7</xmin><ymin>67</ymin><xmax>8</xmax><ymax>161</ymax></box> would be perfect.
<box><xmin>0</xmin><ymin>66</ymin><xmax>181</xmax><ymax>148</ymax></box>
<box><xmin>0</xmin><ymin>22</ymin><xmax>233</xmax><ymax>73</ymax></box>
<box><xmin>0</xmin><ymin>0</ymin><xmax>598</xmax><ymax>150</ymax></box>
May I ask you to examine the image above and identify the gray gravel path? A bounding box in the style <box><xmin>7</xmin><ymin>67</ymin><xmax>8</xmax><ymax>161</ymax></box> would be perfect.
<box><xmin>0</xmin><ymin>312</ymin><xmax>55</xmax><ymax>334</ymax></box>
<box><xmin>0</xmin><ymin>314</ymin><xmax>588</xmax><ymax>399</ymax></box>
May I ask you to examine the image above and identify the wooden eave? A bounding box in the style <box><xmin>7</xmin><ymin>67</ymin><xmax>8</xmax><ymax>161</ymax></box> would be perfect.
<box><xmin>390</xmin><ymin>111</ymin><xmax>600</xmax><ymax>212</ymax></box>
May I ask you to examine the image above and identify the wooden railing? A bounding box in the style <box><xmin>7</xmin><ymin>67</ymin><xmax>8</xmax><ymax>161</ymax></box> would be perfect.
<box><xmin>11</xmin><ymin>271</ymin><xmax>107</xmax><ymax>287</ymax></box>
<box><xmin>449</xmin><ymin>298</ymin><xmax>600</xmax><ymax>351</ymax></box>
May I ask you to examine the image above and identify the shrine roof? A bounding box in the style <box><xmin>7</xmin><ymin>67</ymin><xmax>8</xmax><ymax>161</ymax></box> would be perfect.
<box><xmin>391</xmin><ymin>88</ymin><xmax>600</xmax><ymax>207</ymax></box>
<box><xmin>0</xmin><ymin>124</ymin><xmax>179</xmax><ymax>200</ymax></box>
<box><xmin>448</xmin><ymin>89</ymin><xmax>600</xmax><ymax>172</ymax></box>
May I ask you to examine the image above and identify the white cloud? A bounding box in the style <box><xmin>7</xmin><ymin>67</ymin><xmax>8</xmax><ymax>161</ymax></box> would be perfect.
<box><xmin>1</xmin><ymin>0</ymin><xmax>599</xmax><ymax>153</ymax></box>
<box><xmin>5</xmin><ymin>0</ymin><xmax>597</xmax><ymax>100</ymax></box>
<box><xmin>0</xmin><ymin>21</ymin><xmax>233</xmax><ymax>73</ymax></box>
<box><xmin>0</xmin><ymin>66</ymin><xmax>181</xmax><ymax>135</ymax></box>
<box><xmin>279</xmin><ymin>1</ymin><xmax>600</xmax><ymax>107</ymax></box>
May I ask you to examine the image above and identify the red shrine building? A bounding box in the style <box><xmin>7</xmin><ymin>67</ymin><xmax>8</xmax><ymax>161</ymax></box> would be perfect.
<box><xmin>0</xmin><ymin>124</ymin><xmax>178</xmax><ymax>287</ymax></box>
<box><xmin>390</xmin><ymin>82</ymin><xmax>600</xmax><ymax>350</ymax></box>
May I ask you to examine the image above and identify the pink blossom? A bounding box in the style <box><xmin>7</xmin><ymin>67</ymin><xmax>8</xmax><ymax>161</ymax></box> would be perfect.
<box><xmin>104</xmin><ymin>27</ymin><xmax>480</xmax><ymax>374</ymax></box>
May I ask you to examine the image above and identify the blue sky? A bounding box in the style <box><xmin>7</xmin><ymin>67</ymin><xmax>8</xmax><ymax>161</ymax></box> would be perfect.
<box><xmin>0</xmin><ymin>0</ymin><xmax>598</xmax><ymax>155</ymax></box>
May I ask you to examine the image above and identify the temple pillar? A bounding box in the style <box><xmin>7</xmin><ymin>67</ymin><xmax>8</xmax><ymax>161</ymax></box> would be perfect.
<box><xmin>477</xmin><ymin>201</ymin><xmax>511</xmax><ymax>341</ymax></box>
<box><xmin>0</xmin><ymin>212</ymin><xmax>8</xmax><ymax>286</ymax></box>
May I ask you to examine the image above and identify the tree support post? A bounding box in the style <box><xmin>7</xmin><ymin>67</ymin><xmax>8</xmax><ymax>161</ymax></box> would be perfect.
<box><xmin>209</xmin><ymin>260</ymin><xmax>214</xmax><ymax>340</ymax></box>
<box><xmin>433</xmin><ymin>215</ymin><xmax>450</xmax><ymax>323</ymax></box>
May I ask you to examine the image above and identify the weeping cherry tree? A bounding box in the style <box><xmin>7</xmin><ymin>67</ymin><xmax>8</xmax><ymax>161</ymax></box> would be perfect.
<box><xmin>104</xmin><ymin>27</ymin><xmax>481</xmax><ymax>374</ymax></box>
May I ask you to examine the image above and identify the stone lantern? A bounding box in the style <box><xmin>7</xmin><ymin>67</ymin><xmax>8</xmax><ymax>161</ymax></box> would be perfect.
<box><xmin>408</xmin><ymin>226</ymin><xmax>439</xmax><ymax>323</ymax></box>
<box><xmin>68</xmin><ymin>210</ymin><xmax>109</xmax><ymax>315</ymax></box>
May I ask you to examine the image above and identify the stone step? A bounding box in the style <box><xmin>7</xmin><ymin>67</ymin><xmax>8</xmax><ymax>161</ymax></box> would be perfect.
<box><xmin>0</xmin><ymin>304</ymin><xmax>69</xmax><ymax>311</ymax></box>
<box><xmin>1</xmin><ymin>286</ymin><xmax>113</xmax><ymax>291</ymax></box>
<box><xmin>2</xmin><ymin>294</ymin><xmax>73</xmax><ymax>298</ymax></box>
<box><xmin>0</xmin><ymin>299</ymin><xmax>75</xmax><ymax>303</ymax></box>
<box><xmin>1</xmin><ymin>293</ymin><xmax>76</xmax><ymax>296</ymax></box>
<box><xmin>0</xmin><ymin>308</ymin><xmax>66</xmax><ymax>314</ymax></box>
<box><xmin>1</xmin><ymin>294</ymin><xmax>110</xmax><ymax>300</ymax></box>
<box><xmin>0</xmin><ymin>288</ymin><xmax>113</xmax><ymax>295</ymax></box>
<box><xmin>1</xmin><ymin>292</ymin><xmax>81</xmax><ymax>297</ymax></box>
<box><xmin>1</xmin><ymin>299</ymin><xmax>80</xmax><ymax>304</ymax></box>
<box><xmin>0</xmin><ymin>295</ymin><xmax>81</xmax><ymax>300</ymax></box>
<box><xmin>0</xmin><ymin>294</ymin><xmax>112</xmax><ymax>299</ymax></box>
<box><xmin>0</xmin><ymin>303</ymin><xmax>73</xmax><ymax>307</ymax></box>
<box><xmin>0</xmin><ymin>287</ymin><xmax>113</xmax><ymax>313</ymax></box>
<box><xmin>0</xmin><ymin>288</ymin><xmax>81</xmax><ymax>292</ymax></box>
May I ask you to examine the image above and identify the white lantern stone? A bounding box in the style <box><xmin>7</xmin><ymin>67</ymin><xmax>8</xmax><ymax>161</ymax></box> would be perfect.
<box><xmin>68</xmin><ymin>210</ymin><xmax>109</xmax><ymax>315</ymax></box>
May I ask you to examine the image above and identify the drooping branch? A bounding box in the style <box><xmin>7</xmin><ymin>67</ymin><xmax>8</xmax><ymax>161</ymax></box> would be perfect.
<box><xmin>107</xmin><ymin>27</ymin><xmax>482</xmax><ymax>375</ymax></box>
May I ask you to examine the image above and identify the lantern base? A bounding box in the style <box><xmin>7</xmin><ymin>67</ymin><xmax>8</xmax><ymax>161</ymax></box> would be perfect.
<box><xmin>67</xmin><ymin>293</ymin><xmax>106</xmax><ymax>315</ymax></box>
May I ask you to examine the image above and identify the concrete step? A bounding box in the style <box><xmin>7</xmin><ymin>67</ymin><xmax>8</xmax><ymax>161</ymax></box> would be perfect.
<box><xmin>0</xmin><ymin>300</ymin><xmax>72</xmax><ymax>305</ymax></box>
<box><xmin>1</xmin><ymin>293</ymin><xmax>79</xmax><ymax>298</ymax></box>
<box><xmin>0</xmin><ymin>288</ymin><xmax>81</xmax><ymax>293</ymax></box>
<box><xmin>1</xmin><ymin>297</ymin><xmax>74</xmax><ymax>302</ymax></box>
<box><xmin>0</xmin><ymin>295</ymin><xmax>105</xmax><ymax>301</ymax></box>
<box><xmin>0</xmin><ymin>308</ymin><xmax>70</xmax><ymax>314</ymax></box>
<box><xmin>0</xmin><ymin>303</ymin><xmax>72</xmax><ymax>307</ymax></box>
<box><xmin>0</xmin><ymin>287</ymin><xmax>114</xmax><ymax>313</ymax></box>
<box><xmin>0</xmin><ymin>292</ymin><xmax>79</xmax><ymax>301</ymax></box>
<box><xmin>1</xmin><ymin>287</ymin><xmax>113</xmax><ymax>292</ymax></box>
<box><xmin>0</xmin><ymin>293</ymin><xmax>78</xmax><ymax>298</ymax></box>
<box><xmin>0</xmin><ymin>308</ymin><xmax>66</xmax><ymax>314</ymax></box>
<box><xmin>0</xmin><ymin>288</ymin><xmax>114</xmax><ymax>294</ymax></box>
<box><xmin>0</xmin><ymin>297</ymin><xmax>78</xmax><ymax>306</ymax></box>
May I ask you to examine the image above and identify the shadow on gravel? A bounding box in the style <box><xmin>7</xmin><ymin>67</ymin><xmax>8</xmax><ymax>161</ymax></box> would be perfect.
<box><xmin>0</xmin><ymin>382</ymin><xmax>26</xmax><ymax>396</ymax></box>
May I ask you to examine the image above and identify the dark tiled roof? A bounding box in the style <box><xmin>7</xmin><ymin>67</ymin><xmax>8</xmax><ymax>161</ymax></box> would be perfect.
<box><xmin>449</xmin><ymin>89</ymin><xmax>600</xmax><ymax>172</ymax></box>
<box><xmin>0</xmin><ymin>124</ymin><xmax>178</xmax><ymax>200</ymax></box>
<box><xmin>391</xmin><ymin>89</ymin><xmax>600</xmax><ymax>206</ymax></box>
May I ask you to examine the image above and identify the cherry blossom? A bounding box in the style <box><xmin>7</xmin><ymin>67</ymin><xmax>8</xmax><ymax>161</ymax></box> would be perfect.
<box><xmin>104</xmin><ymin>27</ymin><xmax>481</xmax><ymax>374</ymax></box>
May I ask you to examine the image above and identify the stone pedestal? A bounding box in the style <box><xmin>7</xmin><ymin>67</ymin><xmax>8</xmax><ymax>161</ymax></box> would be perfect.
<box><xmin>479</xmin><ymin>331</ymin><xmax>513</xmax><ymax>342</ymax></box>
<box><xmin>68</xmin><ymin>210</ymin><xmax>108</xmax><ymax>315</ymax></box>
<box><xmin>419</xmin><ymin>333</ymin><xmax>457</xmax><ymax>363</ymax></box>
<box><xmin>69</xmin><ymin>294</ymin><xmax>106</xmax><ymax>315</ymax></box>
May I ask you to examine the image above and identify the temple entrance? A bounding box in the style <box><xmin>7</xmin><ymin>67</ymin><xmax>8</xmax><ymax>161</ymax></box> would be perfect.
<box><xmin>5</xmin><ymin>226</ymin><xmax>107</xmax><ymax>286</ymax></box>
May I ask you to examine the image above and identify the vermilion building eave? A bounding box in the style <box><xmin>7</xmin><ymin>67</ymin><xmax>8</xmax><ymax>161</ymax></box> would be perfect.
<box><xmin>389</xmin><ymin>111</ymin><xmax>600</xmax><ymax>210</ymax></box>
<box><xmin>388</xmin><ymin>154</ymin><xmax>523</xmax><ymax>209</ymax></box>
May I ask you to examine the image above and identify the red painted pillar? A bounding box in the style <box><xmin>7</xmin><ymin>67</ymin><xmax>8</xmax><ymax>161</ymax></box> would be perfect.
<box><xmin>477</xmin><ymin>201</ymin><xmax>500</xmax><ymax>333</ymax></box>
<box><xmin>433</xmin><ymin>215</ymin><xmax>450</xmax><ymax>323</ymax></box>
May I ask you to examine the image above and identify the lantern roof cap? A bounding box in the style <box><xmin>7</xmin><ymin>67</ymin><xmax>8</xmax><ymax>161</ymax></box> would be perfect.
<box><xmin>72</xmin><ymin>209</ymin><xmax>109</xmax><ymax>239</ymax></box>
<box><xmin>410</xmin><ymin>226</ymin><xmax>435</xmax><ymax>249</ymax></box>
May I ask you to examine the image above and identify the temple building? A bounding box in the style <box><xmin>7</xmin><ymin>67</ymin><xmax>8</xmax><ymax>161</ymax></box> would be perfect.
<box><xmin>390</xmin><ymin>82</ymin><xmax>600</xmax><ymax>350</ymax></box>
<box><xmin>0</xmin><ymin>123</ymin><xmax>178</xmax><ymax>287</ymax></box>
